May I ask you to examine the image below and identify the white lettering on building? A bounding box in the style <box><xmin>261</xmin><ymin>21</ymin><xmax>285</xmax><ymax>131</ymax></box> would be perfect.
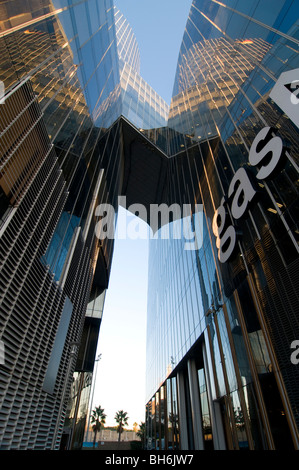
<box><xmin>213</xmin><ymin>126</ymin><xmax>286</xmax><ymax>264</ymax></box>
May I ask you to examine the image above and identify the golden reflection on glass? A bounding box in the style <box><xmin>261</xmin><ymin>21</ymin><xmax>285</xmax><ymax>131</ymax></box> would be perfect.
<box><xmin>169</xmin><ymin>37</ymin><xmax>271</xmax><ymax>144</ymax></box>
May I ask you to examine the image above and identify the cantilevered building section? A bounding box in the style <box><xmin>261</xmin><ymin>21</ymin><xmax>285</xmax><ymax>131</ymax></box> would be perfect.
<box><xmin>145</xmin><ymin>0</ymin><xmax>299</xmax><ymax>451</ymax></box>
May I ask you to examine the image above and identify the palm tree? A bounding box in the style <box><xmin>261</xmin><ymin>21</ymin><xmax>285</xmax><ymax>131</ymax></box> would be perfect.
<box><xmin>133</xmin><ymin>422</ymin><xmax>138</xmax><ymax>433</ymax></box>
<box><xmin>136</xmin><ymin>422</ymin><xmax>145</xmax><ymax>448</ymax></box>
<box><xmin>91</xmin><ymin>405</ymin><xmax>106</xmax><ymax>448</ymax></box>
<box><xmin>114</xmin><ymin>410</ymin><xmax>129</xmax><ymax>442</ymax></box>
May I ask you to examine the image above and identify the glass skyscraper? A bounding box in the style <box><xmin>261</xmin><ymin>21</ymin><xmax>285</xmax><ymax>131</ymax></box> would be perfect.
<box><xmin>114</xmin><ymin>6</ymin><xmax>169</xmax><ymax>150</ymax></box>
<box><xmin>0</xmin><ymin>0</ymin><xmax>298</xmax><ymax>452</ymax></box>
<box><xmin>0</xmin><ymin>0</ymin><xmax>168</xmax><ymax>450</ymax></box>
<box><xmin>0</xmin><ymin>0</ymin><xmax>124</xmax><ymax>450</ymax></box>
<box><xmin>145</xmin><ymin>0</ymin><xmax>299</xmax><ymax>451</ymax></box>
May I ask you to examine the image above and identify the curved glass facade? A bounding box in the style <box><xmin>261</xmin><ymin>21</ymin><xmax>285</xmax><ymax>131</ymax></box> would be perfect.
<box><xmin>114</xmin><ymin>6</ymin><xmax>140</xmax><ymax>74</ymax></box>
<box><xmin>114</xmin><ymin>7</ymin><xmax>169</xmax><ymax>149</ymax></box>
<box><xmin>146</xmin><ymin>0</ymin><xmax>299</xmax><ymax>451</ymax></box>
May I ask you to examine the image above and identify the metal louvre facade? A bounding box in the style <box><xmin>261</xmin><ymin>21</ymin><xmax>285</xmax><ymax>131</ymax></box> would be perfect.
<box><xmin>145</xmin><ymin>0</ymin><xmax>299</xmax><ymax>451</ymax></box>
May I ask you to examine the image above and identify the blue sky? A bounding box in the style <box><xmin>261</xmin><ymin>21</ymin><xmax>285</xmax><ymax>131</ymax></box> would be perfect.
<box><xmin>114</xmin><ymin>0</ymin><xmax>191</xmax><ymax>104</ymax></box>
<box><xmin>92</xmin><ymin>0</ymin><xmax>192</xmax><ymax>430</ymax></box>
<box><xmin>93</xmin><ymin>211</ymin><xmax>150</xmax><ymax>428</ymax></box>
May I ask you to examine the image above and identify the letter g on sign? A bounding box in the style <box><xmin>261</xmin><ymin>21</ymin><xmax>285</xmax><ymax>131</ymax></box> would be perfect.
<box><xmin>248</xmin><ymin>127</ymin><xmax>285</xmax><ymax>180</ymax></box>
<box><xmin>212</xmin><ymin>200</ymin><xmax>236</xmax><ymax>264</ymax></box>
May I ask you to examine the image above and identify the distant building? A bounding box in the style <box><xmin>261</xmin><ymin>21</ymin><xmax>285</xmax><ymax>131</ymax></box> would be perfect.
<box><xmin>98</xmin><ymin>428</ymin><xmax>139</xmax><ymax>442</ymax></box>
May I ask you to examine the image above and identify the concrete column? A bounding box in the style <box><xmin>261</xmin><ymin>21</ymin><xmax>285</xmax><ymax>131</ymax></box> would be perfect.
<box><xmin>202</xmin><ymin>338</ymin><xmax>226</xmax><ymax>450</ymax></box>
<box><xmin>176</xmin><ymin>371</ymin><xmax>189</xmax><ymax>450</ymax></box>
<box><xmin>187</xmin><ymin>359</ymin><xmax>205</xmax><ymax>450</ymax></box>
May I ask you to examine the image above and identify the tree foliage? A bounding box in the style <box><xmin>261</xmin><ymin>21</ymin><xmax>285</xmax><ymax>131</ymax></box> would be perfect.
<box><xmin>91</xmin><ymin>405</ymin><xmax>106</xmax><ymax>448</ymax></box>
<box><xmin>136</xmin><ymin>422</ymin><xmax>145</xmax><ymax>447</ymax></box>
<box><xmin>114</xmin><ymin>410</ymin><xmax>129</xmax><ymax>442</ymax></box>
<box><xmin>136</xmin><ymin>422</ymin><xmax>145</xmax><ymax>439</ymax></box>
